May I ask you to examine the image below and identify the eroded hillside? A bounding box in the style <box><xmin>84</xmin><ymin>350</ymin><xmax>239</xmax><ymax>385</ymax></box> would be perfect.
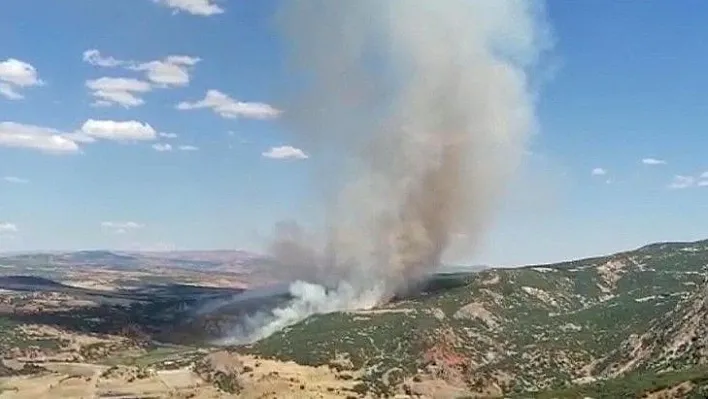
<box><xmin>242</xmin><ymin>239</ymin><xmax>708</xmax><ymax>397</ymax></box>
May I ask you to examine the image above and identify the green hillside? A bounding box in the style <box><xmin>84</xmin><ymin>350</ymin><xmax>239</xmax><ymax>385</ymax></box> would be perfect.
<box><xmin>241</xmin><ymin>239</ymin><xmax>708</xmax><ymax>397</ymax></box>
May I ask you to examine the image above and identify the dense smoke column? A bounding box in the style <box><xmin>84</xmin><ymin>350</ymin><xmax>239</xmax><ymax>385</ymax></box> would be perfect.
<box><xmin>218</xmin><ymin>0</ymin><xmax>552</xmax><ymax>344</ymax></box>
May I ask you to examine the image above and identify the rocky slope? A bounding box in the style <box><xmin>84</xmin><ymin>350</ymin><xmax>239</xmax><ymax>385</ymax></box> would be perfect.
<box><xmin>240</xmin><ymin>239</ymin><xmax>708</xmax><ymax>397</ymax></box>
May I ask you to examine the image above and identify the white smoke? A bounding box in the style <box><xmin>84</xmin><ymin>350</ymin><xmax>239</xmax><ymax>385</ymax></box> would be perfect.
<box><xmin>219</xmin><ymin>0</ymin><xmax>551</xmax><ymax>344</ymax></box>
<box><xmin>216</xmin><ymin>281</ymin><xmax>384</xmax><ymax>345</ymax></box>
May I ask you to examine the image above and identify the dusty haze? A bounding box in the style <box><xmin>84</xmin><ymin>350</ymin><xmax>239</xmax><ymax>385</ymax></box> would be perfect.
<box><xmin>220</xmin><ymin>0</ymin><xmax>551</xmax><ymax>344</ymax></box>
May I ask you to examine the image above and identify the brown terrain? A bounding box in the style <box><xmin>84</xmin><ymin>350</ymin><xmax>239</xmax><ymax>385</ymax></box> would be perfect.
<box><xmin>0</xmin><ymin>243</ymin><xmax>708</xmax><ymax>398</ymax></box>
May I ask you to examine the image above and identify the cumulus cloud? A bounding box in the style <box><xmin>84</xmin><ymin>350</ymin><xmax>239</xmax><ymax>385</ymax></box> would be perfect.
<box><xmin>701</xmin><ymin>171</ymin><xmax>708</xmax><ymax>179</ymax></box>
<box><xmin>82</xmin><ymin>50</ymin><xmax>200</xmax><ymax>99</ymax></box>
<box><xmin>83</xmin><ymin>50</ymin><xmax>199</xmax><ymax>86</ymax></box>
<box><xmin>159</xmin><ymin>132</ymin><xmax>178</xmax><ymax>139</ymax></box>
<box><xmin>642</xmin><ymin>158</ymin><xmax>666</xmax><ymax>166</ymax></box>
<box><xmin>79</xmin><ymin>119</ymin><xmax>157</xmax><ymax>141</ymax></box>
<box><xmin>0</xmin><ymin>59</ymin><xmax>43</xmax><ymax>86</ymax></box>
<box><xmin>101</xmin><ymin>221</ymin><xmax>144</xmax><ymax>234</ymax></box>
<box><xmin>3</xmin><ymin>176</ymin><xmax>29</xmax><ymax>184</ymax></box>
<box><xmin>262</xmin><ymin>145</ymin><xmax>308</xmax><ymax>160</ymax></box>
<box><xmin>0</xmin><ymin>122</ymin><xmax>80</xmax><ymax>154</ymax></box>
<box><xmin>591</xmin><ymin>167</ymin><xmax>607</xmax><ymax>176</ymax></box>
<box><xmin>86</xmin><ymin>77</ymin><xmax>152</xmax><ymax>107</ymax></box>
<box><xmin>0</xmin><ymin>58</ymin><xmax>43</xmax><ymax>100</ymax></box>
<box><xmin>129</xmin><ymin>55</ymin><xmax>200</xmax><ymax>87</ymax></box>
<box><xmin>0</xmin><ymin>223</ymin><xmax>18</xmax><ymax>233</ymax></box>
<box><xmin>699</xmin><ymin>180</ymin><xmax>708</xmax><ymax>187</ymax></box>
<box><xmin>178</xmin><ymin>144</ymin><xmax>198</xmax><ymax>151</ymax></box>
<box><xmin>668</xmin><ymin>175</ymin><xmax>695</xmax><ymax>190</ymax></box>
<box><xmin>1</xmin><ymin>119</ymin><xmax>162</xmax><ymax>154</ymax></box>
<box><xmin>177</xmin><ymin>90</ymin><xmax>281</xmax><ymax>120</ymax></box>
<box><xmin>153</xmin><ymin>0</ymin><xmax>224</xmax><ymax>16</ymax></box>
<box><xmin>152</xmin><ymin>143</ymin><xmax>173</xmax><ymax>152</ymax></box>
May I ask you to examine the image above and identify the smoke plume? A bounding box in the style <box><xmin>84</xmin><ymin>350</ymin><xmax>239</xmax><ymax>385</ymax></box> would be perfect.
<box><xmin>220</xmin><ymin>0</ymin><xmax>551</xmax><ymax>344</ymax></box>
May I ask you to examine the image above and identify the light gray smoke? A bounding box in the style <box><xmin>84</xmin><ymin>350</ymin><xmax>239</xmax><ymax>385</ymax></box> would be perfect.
<box><xmin>220</xmin><ymin>0</ymin><xmax>551</xmax><ymax>344</ymax></box>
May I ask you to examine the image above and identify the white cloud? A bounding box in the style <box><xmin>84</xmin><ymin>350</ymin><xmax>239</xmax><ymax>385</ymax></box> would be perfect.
<box><xmin>0</xmin><ymin>83</ymin><xmax>22</xmax><ymax>100</ymax></box>
<box><xmin>0</xmin><ymin>119</ymin><xmax>161</xmax><ymax>154</ymax></box>
<box><xmin>667</xmin><ymin>171</ymin><xmax>708</xmax><ymax>189</ymax></box>
<box><xmin>153</xmin><ymin>0</ymin><xmax>224</xmax><ymax>16</ymax></box>
<box><xmin>83</xmin><ymin>50</ymin><xmax>200</xmax><ymax>89</ymax></box>
<box><xmin>101</xmin><ymin>221</ymin><xmax>144</xmax><ymax>234</ymax></box>
<box><xmin>591</xmin><ymin>167</ymin><xmax>607</xmax><ymax>176</ymax></box>
<box><xmin>101</xmin><ymin>221</ymin><xmax>144</xmax><ymax>229</ymax></box>
<box><xmin>3</xmin><ymin>176</ymin><xmax>29</xmax><ymax>184</ymax></box>
<box><xmin>152</xmin><ymin>143</ymin><xmax>173</xmax><ymax>152</ymax></box>
<box><xmin>177</xmin><ymin>90</ymin><xmax>281</xmax><ymax>120</ymax></box>
<box><xmin>86</xmin><ymin>77</ymin><xmax>152</xmax><ymax>107</ymax></box>
<box><xmin>0</xmin><ymin>58</ymin><xmax>43</xmax><ymax>100</ymax></box>
<box><xmin>79</xmin><ymin>119</ymin><xmax>157</xmax><ymax>141</ymax></box>
<box><xmin>668</xmin><ymin>175</ymin><xmax>695</xmax><ymax>190</ymax></box>
<box><xmin>159</xmin><ymin>132</ymin><xmax>178</xmax><ymax>139</ymax></box>
<box><xmin>0</xmin><ymin>59</ymin><xmax>43</xmax><ymax>86</ymax></box>
<box><xmin>178</xmin><ymin>145</ymin><xmax>199</xmax><ymax>151</ymax></box>
<box><xmin>262</xmin><ymin>145</ymin><xmax>308</xmax><ymax>160</ymax></box>
<box><xmin>129</xmin><ymin>55</ymin><xmax>200</xmax><ymax>87</ymax></box>
<box><xmin>0</xmin><ymin>122</ymin><xmax>80</xmax><ymax>154</ymax></box>
<box><xmin>0</xmin><ymin>223</ymin><xmax>18</xmax><ymax>233</ymax></box>
<box><xmin>642</xmin><ymin>158</ymin><xmax>666</xmax><ymax>166</ymax></box>
<box><xmin>696</xmin><ymin>172</ymin><xmax>708</xmax><ymax>187</ymax></box>
<box><xmin>83</xmin><ymin>49</ymin><xmax>126</xmax><ymax>67</ymax></box>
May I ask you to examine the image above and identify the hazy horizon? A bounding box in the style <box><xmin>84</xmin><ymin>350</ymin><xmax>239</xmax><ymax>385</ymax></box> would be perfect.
<box><xmin>3</xmin><ymin>234</ymin><xmax>706</xmax><ymax>269</ymax></box>
<box><xmin>2</xmin><ymin>0</ymin><xmax>708</xmax><ymax>267</ymax></box>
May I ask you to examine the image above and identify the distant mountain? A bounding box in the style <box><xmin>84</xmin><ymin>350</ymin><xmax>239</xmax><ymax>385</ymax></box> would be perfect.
<box><xmin>64</xmin><ymin>250</ymin><xmax>140</xmax><ymax>267</ymax></box>
<box><xmin>0</xmin><ymin>250</ymin><xmax>140</xmax><ymax>269</ymax></box>
<box><xmin>0</xmin><ymin>250</ymin><xmax>491</xmax><ymax>280</ymax></box>
<box><xmin>241</xmin><ymin>238</ymin><xmax>708</xmax><ymax>397</ymax></box>
<box><xmin>130</xmin><ymin>250</ymin><xmax>265</xmax><ymax>271</ymax></box>
<box><xmin>0</xmin><ymin>249</ymin><xmax>266</xmax><ymax>272</ymax></box>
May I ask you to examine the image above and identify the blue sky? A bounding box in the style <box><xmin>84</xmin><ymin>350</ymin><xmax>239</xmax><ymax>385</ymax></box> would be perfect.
<box><xmin>0</xmin><ymin>0</ymin><xmax>707</xmax><ymax>266</ymax></box>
